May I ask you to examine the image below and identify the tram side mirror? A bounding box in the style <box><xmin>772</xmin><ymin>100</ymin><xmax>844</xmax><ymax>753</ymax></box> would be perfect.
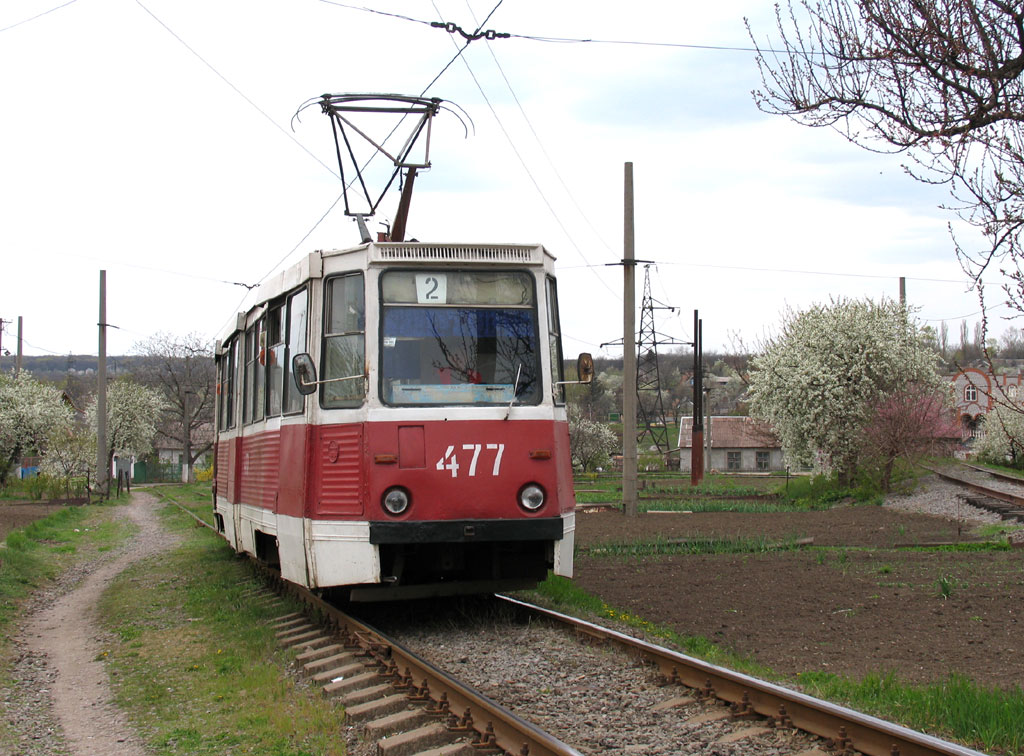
<box><xmin>292</xmin><ymin>353</ymin><xmax>318</xmax><ymax>395</ymax></box>
<box><xmin>577</xmin><ymin>353</ymin><xmax>594</xmax><ymax>384</ymax></box>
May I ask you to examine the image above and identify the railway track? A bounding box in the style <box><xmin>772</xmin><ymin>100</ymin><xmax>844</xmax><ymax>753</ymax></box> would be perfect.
<box><xmin>157</xmin><ymin>489</ymin><xmax>993</xmax><ymax>755</ymax></box>
<box><xmin>248</xmin><ymin>573</ymin><xmax>989</xmax><ymax>756</ymax></box>
<box><xmin>923</xmin><ymin>464</ymin><xmax>1024</xmax><ymax>523</ymax></box>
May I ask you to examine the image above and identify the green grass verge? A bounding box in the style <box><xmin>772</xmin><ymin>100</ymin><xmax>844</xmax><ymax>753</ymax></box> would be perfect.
<box><xmin>148</xmin><ymin>482</ymin><xmax>216</xmax><ymax>526</ymax></box>
<box><xmin>798</xmin><ymin>671</ymin><xmax>1024</xmax><ymax>755</ymax></box>
<box><xmin>98</xmin><ymin>495</ymin><xmax>345</xmax><ymax>755</ymax></box>
<box><xmin>530</xmin><ymin>574</ymin><xmax>1024</xmax><ymax>755</ymax></box>
<box><xmin>0</xmin><ymin>502</ymin><xmax>134</xmax><ymax>632</ymax></box>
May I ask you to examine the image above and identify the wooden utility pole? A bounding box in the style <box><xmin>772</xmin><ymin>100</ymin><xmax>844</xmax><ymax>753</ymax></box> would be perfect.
<box><xmin>622</xmin><ymin>163</ymin><xmax>638</xmax><ymax>517</ymax></box>
<box><xmin>97</xmin><ymin>271</ymin><xmax>108</xmax><ymax>499</ymax></box>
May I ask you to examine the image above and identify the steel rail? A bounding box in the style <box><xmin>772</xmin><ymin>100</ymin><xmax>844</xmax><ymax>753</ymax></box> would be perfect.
<box><xmin>958</xmin><ymin>462</ymin><xmax>1024</xmax><ymax>490</ymax></box>
<box><xmin>924</xmin><ymin>465</ymin><xmax>1024</xmax><ymax>508</ymax></box>
<box><xmin>498</xmin><ymin>596</ymin><xmax>989</xmax><ymax>756</ymax></box>
<box><xmin>266</xmin><ymin>572</ymin><xmax>584</xmax><ymax>756</ymax></box>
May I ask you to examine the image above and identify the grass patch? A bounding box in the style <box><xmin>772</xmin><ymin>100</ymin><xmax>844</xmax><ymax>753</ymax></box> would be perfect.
<box><xmin>637</xmin><ymin>498</ymin><xmax>818</xmax><ymax>513</ymax></box>
<box><xmin>98</xmin><ymin>499</ymin><xmax>345</xmax><ymax>755</ymax></box>
<box><xmin>798</xmin><ymin>671</ymin><xmax>1024</xmax><ymax>755</ymax></box>
<box><xmin>0</xmin><ymin>503</ymin><xmax>133</xmax><ymax>632</ymax></box>
<box><xmin>148</xmin><ymin>482</ymin><xmax>215</xmax><ymax>527</ymax></box>
<box><xmin>578</xmin><ymin>534</ymin><xmax>808</xmax><ymax>557</ymax></box>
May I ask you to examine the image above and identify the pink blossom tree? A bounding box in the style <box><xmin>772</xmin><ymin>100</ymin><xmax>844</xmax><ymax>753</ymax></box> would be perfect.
<box><xmin>860</xmin><ymin>384</ymin><xmax>959</xmax><ymax>491</ymax></box>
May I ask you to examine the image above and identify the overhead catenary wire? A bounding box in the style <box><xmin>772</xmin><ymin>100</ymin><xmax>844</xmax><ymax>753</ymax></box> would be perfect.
<box><xmin>134</xmin><ymin>0</ymin><xmax>339</xmax><ymax>181</ymax></box>
<box><xmin>0</xmin><ymin>0</ymin><xmax>78</xmax><ymax>34</ymax></box>
<box><xmin>430</xmin><ymin>0</ymin><xmax>620</xmax><ymax>301</ymax></box>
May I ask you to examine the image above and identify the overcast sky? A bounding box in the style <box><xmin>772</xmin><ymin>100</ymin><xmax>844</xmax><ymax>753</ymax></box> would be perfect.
<box><xmin>0</xmin><ymin>0</ymin><xmax>1011</xmax><ymax>365</ymax></box>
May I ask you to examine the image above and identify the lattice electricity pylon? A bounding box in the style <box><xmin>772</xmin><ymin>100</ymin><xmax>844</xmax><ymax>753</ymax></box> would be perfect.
<box><xmin>637</xmin><ymin>265</ymin><xmax>687</xmax><ymax>455</ymax></box>
<box><xmin>293</xmin><ymin>93</ymin><xmax>469</xmax><ymax>241</ymax></box>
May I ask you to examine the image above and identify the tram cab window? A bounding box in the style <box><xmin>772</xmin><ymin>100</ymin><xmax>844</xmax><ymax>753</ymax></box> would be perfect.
<box><xmin>283</xmin><ymin>287</ymin><xmax>308</xmax><ymax>414</ymax></box>
<box><xmin>380</xmin><ymin>270</ymin><xmax>541</xmax><ymax>406</ymax></box>
<box><xmin>322</xmin><ymin>273</ymin><xmax>366</xmax><ymax>408</ymax></box>
<box><xmin>546</xmin><ymin>276</ymin><xmax>565</xmax><ymax>404</ymax></box>
<box><xmin>266</xmin><ymin>305</ymin><xmax>285</xmax><ymax>416</ymax></box>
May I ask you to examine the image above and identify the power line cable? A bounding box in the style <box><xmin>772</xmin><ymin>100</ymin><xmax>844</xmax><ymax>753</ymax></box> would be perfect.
<box><xmin>435</xmin><ymin>1</ymin><xmax>619</xmax><ymax>300</ymax></box>
<box><xmin>0</xmin><ymin>0</ymin><xmax>78</xmax><ymax>34</ymax></box>
<box><xmin>315</xmin><ymin>1</ymin><xmax>784</xmax><ymax>54</ymax></box>
<box><xmin>561</xmin><ymin>258</ymin><xmax>977</xmax><ymax>285</ymax></box>
<box><xmin>134</xmin><ymin>0</ymin><xmax>339</xmax><ymax>180</ymax></box>
<box><xmin>463</xmin><ymin>0</ymin><xmax>617</xmax><ymax>261</ymax></box>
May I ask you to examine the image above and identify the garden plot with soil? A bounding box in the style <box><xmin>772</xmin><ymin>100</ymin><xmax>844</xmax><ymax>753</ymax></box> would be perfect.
<box><xmin>572</xmin><ymin>487</ymin><xmax>1024</xmax><ymax>692</ymax></box>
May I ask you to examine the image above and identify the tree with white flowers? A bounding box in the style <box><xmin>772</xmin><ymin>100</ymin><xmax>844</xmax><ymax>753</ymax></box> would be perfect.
<box><xmin>748</xmin><ymin>299</ymin><xmax>943</xmax><ymax>484</ymax></box>
<box><xmin>974</xmin><ymin>403</ymin><xmax>1024</xmax><ymax>468</ymax></box>
<box><xmin>568</xmin><ymin>405</ymin><xmax>618</xmax><ymax>472</ymax></box>
<box><xmin>88</xmin><ymin>378</ymin><xmax>165</xmax><ymax>479</ymax></box>
<box><xmin>0</xmin><ymin>371</ymin><xmax>71</xmax><ymax>487</ymax></box>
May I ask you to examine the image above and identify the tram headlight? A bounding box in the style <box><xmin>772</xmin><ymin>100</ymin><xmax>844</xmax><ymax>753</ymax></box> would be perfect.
<box><xmin>518</xmin><ymin>483</ymin><xmax>546</xmax><ymax>512</ymax></box>
<box><xmin>382</xmin><ymin>487</ymin><xmax>411</xmax><ymax>516</ymax></box>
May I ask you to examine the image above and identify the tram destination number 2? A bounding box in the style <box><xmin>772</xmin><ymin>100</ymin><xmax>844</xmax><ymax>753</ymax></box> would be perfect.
<box><xmin>435</xmin><ymin>444</ymin><xmax>505</xmax><ymax>478</ymax></box>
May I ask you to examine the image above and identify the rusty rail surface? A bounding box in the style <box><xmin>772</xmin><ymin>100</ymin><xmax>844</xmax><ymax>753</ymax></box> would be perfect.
<box><xmin>498</xmin><ymin>596</ymin><xmax>988</xmax><ymax>756</ymax></box>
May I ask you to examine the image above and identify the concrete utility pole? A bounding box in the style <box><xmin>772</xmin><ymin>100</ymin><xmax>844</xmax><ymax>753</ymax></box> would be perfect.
<box><xmin>16</xmin><ymin>316</ymin><xmax>22</xmax><ymax>376</ymax></box>
<box><xmin>899</xmin><ymin>276</ymin><xmax>906</xmax><ymax>306</ymax></box>
<box><xmin>97</xmin><ymin>271</ymin><xmax>108</xmax><ymax>499</ymax></box>
<box><xmin>691</xmin><ymin>311</ymin><xmax>704</xmax><ymax>485</ymax></box>
<box><xmin>622</xmin><ymin>162</ymin><xmax>639</xmax><ymax>518</ymax></box>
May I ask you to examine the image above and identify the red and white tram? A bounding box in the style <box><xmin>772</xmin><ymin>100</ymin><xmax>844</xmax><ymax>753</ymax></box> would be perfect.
<box><xmin>213</xmin><ymin>241</ymin><xmax>590</xmax><ymax>600</ymax></box>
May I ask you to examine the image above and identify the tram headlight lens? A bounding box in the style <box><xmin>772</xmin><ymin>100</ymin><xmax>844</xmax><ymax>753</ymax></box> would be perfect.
<box><xmin>518</xmin><ymin>483</ymin><xmax>545</xmax><ymax>512</ymax></box>
<box><xmin>382</xmin><ymin>487</ymin><xmax>410</xmax><ymax>515</ymax></box>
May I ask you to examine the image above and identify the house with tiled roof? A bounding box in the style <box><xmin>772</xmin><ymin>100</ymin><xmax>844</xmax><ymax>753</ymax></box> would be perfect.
<box><xmin>677</xmin><ymin>416</ymin><xmax>784</xmax><ymax>473</ymax></box>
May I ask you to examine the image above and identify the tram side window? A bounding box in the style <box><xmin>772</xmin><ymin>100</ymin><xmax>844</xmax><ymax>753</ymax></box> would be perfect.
<box><xmin>266</xmin><ymin>305</ymin><xmax>285</xmax><ymax>416</ymax></box>
<box><xmin>244</xmin><ymin>319</ymin><xmax>266</xmax><ymax>424</ymax></box>
<box><xmin>283</xmin><ymin>286</ymin><xmax>308</xmax><ymax>414</ymax></box>
<box><xmin>218</xmin><ymin>337</ymin><xmax>237</xmax><ymax>430</ymax></box>
<box><xmin>322</xmin><ymin>273</ymin><xmax>365</xmax><ymax>408</ymax></box>
<box><xmin>546</xmin><ymin>276</ymin><xmax>565</xmax><ymax>404</ymax></box>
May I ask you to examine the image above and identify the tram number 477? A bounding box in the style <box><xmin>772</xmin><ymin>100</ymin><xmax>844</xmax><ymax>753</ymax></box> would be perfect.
<box><xmin>435</xmin><ymin>444</ymin><xmax>505</xmax><ymax>478</ymax></box>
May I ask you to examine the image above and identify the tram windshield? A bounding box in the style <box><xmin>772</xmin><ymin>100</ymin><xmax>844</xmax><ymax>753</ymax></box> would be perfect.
<box><xmin>380</xmin><ymin>270</ymin><xmax>541</xmax><ymax>405</ymax></box>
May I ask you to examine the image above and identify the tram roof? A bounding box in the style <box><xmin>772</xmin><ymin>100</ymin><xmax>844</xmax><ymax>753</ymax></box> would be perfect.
<box><xmin>218</xmin><ymin>241</ymin><xmax>557</xmax><ymax>347</ymax></box>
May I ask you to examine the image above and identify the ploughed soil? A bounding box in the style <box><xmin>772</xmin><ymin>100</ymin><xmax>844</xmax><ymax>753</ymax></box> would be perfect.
<box><xmin>0</xmin><ymin>502</ymin><xmax>64</xmax><ymax>540</ymax></box>
<box><xmin>573</xmin><ymin>505</ymin><xmax>1024</xmax><ymax>692</ymax></box>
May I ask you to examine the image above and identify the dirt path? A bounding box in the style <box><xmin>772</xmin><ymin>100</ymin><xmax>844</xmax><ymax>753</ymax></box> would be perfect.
<box><xmin>8</xmin><ymin>491</ymin><xmax>177</xmax><ymax>755</ymax></box>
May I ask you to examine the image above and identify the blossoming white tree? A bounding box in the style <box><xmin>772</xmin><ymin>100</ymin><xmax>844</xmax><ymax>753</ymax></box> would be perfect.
<box><xmin>974</xmin><ymin>403</ymin><xmax>1024</xmax><ymax>467</ymax></box>
<box><xmin>87</xmin><ymin>378</ymin><xmax>165</xmax><ymax>482</ymax></box>
<box><xmin>748</xmin><ymin>299</ymin><xmax>943</xmax><ymax>484</ymax></box>
<box><xmin>568</xmin><ymin>405</ymin><xmax>618</xmax><ymax>472</ymax></box>
<box><xmin>0</xmin><ymin>372</ymin><xmax>71</xmax><ymax>487</ymax></box>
